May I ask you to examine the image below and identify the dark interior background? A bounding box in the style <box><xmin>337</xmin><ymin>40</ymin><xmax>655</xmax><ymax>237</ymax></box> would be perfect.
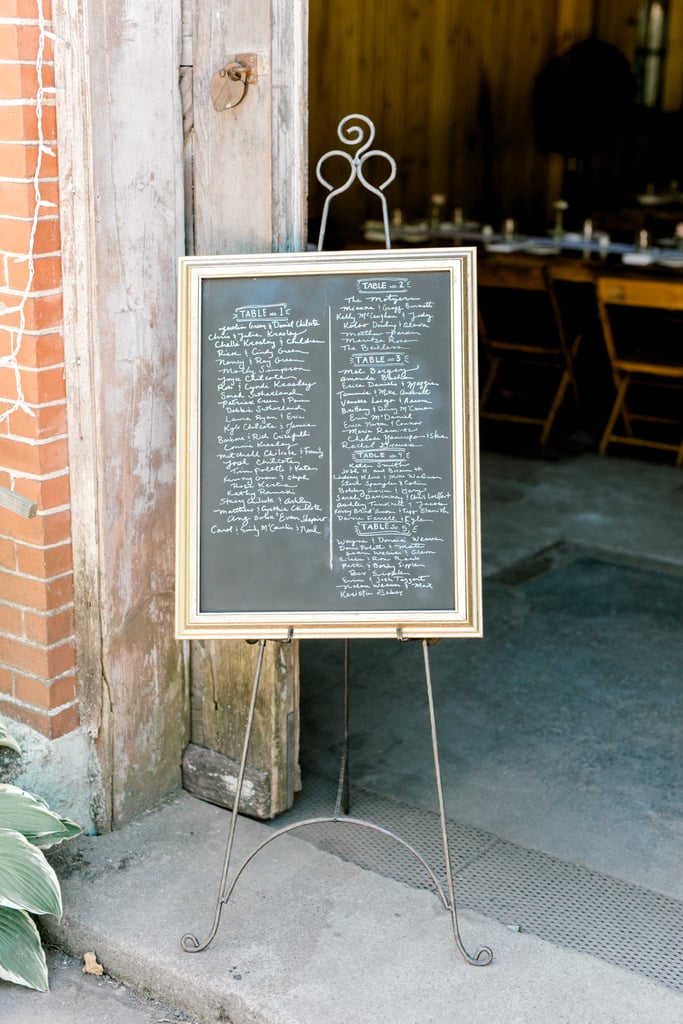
<box><xmin>308</xmin><ymin>0</ymin><xmax>683</xmax><ymax>245</ymax></box>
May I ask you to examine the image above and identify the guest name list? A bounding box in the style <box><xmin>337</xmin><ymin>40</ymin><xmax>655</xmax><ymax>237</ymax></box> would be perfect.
<box><xmin>200</xmin><ymin>272</ymin><xmax>455</xmax><ymax>613</ymax></box>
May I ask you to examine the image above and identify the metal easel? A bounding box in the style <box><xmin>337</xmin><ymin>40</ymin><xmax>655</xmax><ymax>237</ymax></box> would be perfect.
<box><xmin>181</xmin><ymin>115</ymin><xmax>492</xmax><ymax>968</ymax></box>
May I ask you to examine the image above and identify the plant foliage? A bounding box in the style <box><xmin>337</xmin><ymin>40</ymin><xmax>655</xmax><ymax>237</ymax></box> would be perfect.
<box><xmin>0</xmin><ymin>723</ymin><xmax>21</xmax><ymax>756</ymax></box>
<box><xmin>0</xmin><ymin>726</ymin><xmax>82</xmax><ymax>990</ymax></box>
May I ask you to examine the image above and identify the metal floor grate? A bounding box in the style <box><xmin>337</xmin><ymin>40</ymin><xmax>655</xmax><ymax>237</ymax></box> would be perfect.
<box><xmin>267</xmin><ymin>772</ymin><xmax>683</xmax><ymax>992</ymax></box>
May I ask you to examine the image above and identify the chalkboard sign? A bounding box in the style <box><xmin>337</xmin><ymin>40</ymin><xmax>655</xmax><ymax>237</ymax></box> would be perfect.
<box><xmin>176</xmin><ymin>248</ymin><xmax>482</xmax><ymax>639</ymax></box>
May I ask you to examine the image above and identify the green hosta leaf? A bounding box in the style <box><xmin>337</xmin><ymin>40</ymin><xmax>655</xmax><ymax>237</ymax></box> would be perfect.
<box><xmin>0</xmin><ymin>829</ymin><xmax>62</xmax><ymax>917</ymax></box>
<box><xmin>0</xmin><ymin>906</ymin><xmax>48</xmax><ymax>990</ymax></box>
<box><xmin>23</xmin><ymin>818</ymin><xmax>82</xmax><ymax>849</ymax></box>
<box><xmin>0</xmin><ymin>785</ymin><xmax>82</xmax><ymax>848</ymax></box>
<box><xmin>0</xmin><ymin>724</ymin><xmax>21</xmax><ymax>756</ymax></box>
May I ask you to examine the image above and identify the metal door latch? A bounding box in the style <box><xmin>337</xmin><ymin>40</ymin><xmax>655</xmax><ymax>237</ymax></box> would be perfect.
<box><xmin>211</xmin><ymin>53</ymin><xmax>259</xmax><ymax>112</ymax></box>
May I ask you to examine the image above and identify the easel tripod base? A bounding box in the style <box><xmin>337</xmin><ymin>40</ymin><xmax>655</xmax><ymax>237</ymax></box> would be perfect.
<box><xmin>180</xmin><ymin>637</ymin><xmax>493</xmax><ymax>969</ymax></box>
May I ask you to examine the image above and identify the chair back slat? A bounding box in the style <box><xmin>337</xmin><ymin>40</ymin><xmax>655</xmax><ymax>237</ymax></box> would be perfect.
<box><xmin>477</xmin><ymin>256</ymin><xmax>580</xmax><ymax>445</ymax></box>
<box><xmin>595</xmin><ymin>274</ymin><xmax>683</xmax><ymax>465</ymax></box>
<box><xmin>597</xmin><ymin>276</ymin><xmax>683</xmax><ymax>313</ymax></box>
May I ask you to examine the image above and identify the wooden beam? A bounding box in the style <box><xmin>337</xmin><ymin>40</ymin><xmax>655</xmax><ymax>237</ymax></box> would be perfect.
<box><xmin>188</xmin><ymin>0</ymin><xmax>304</xmax><ymax>819</ymax></box>
<box><xmin>53</xmin><ymin>0</ymin><xmax>189</xmax><ymax>829</ymax></box>
<box><xmin>271</xmin><ymin>0</ymin><xmax>308</xmax><ymax>251</ymax></box>
<box><xmin>182</xmin><ymin>742</ymin><xmax>273</xmax><ymax>819</ymax></box>
<box><xmin>0</xmin><ymin>485</ymin><xmax>37</xmax><ymax>519</ymax></box>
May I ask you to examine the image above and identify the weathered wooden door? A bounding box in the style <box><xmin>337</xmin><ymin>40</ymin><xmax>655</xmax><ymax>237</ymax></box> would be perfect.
<box><xmin>179</xmin><ymin>1</ymin><xmax>308</xmax><ymax>818</ymax></box>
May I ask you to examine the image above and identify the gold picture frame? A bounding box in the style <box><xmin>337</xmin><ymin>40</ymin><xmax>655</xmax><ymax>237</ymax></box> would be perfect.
<box><xmin>176</xmin><ymin>247</ymin><xmax>482</xmax><ymax>639</ymax></box>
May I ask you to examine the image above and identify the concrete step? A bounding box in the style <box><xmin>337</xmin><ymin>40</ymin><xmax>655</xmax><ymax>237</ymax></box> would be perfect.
<box><xmin>31</xmin><ymin>790</ymin><xmax>682</xmax><ymax>1024</ymax></box>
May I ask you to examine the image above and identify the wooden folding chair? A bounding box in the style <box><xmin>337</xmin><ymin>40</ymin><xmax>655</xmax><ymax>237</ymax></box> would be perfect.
<box><xmin>595</xmin><ymin>275</ymin><xmax>683</xmax><ymax>466</ymax></box>
<box><xmin>477</xmin><ymin>256</ymin><xmax>582</xmax><ymax>445</ymax></box>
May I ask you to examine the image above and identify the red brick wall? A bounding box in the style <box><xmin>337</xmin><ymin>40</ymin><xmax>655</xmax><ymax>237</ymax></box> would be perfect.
<box><xmin>0</xmin><ymin>0</ymin><xmax>78</xmax><ymax>739</ymax></box>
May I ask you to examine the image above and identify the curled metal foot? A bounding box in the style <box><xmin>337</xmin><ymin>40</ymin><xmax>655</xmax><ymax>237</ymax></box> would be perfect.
<box><xmin>180</xmin><ymin>899</ymin><xmax>226</xmax><ymax>953</ymax></box>
<box><xmin>180</xmin><ymin>903</ymin><xmax>226</xmax><ymax>954</ymax></box>
<box><xmin>463</xmin><ymin>943</ymin><xmax>494</xmax><ymax>967</ymax></box>
<box><xmin>445</xmin><ymin>897</ymin><xmax>494</xmax><ymax>966</ymax></box>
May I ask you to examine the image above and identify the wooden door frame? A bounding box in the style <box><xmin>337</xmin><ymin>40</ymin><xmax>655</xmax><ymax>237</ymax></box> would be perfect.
<box><xmin>54</xmin><ymin>0</ymin><xmax>309</xmax><ymax>828</ymax></box>
<box><xmin>181</xmin><ymin>1</ymin><xmax>308</xmax><ymax>820</ymax></box>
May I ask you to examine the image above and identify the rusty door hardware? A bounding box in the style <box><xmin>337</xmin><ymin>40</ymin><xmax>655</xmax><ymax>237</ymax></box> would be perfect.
<box><xmin>210</xmin><ymin>53</ymin><xmax>259</xmax><ymax>112</ymax></box>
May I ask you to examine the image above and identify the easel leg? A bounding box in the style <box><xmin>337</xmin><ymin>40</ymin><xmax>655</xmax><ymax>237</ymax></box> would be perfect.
<box><xmin>335</xmin><ymin>638</ymin><xmax>351</xmax><ymax>817</ymax></box>
<box><xmin>422</xmin><ymin>639</ymin><xmax>493</xmax><ymax>966</ymax></box>
<box><xmin>182</xmin><ymin>637</ymin><xmax>492</xmax><ymax>967</ymax></box>
<box><xmin>181</xmin><ymin>638</ymin><xmax>267</xmax><ymax>953</ymax></box>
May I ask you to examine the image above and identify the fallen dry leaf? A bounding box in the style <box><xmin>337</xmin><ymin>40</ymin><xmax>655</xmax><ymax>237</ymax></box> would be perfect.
<box><xmin>82</xmin><ymin>951</ymin><xmax>104</xmax><ymax>976</ymax></box>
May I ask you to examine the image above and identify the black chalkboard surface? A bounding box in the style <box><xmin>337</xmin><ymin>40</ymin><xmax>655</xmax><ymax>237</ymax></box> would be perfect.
<box><xmin>176</xmin><ymin>248</ymin><xmax>481</xmax><ymax>639</ymax></box>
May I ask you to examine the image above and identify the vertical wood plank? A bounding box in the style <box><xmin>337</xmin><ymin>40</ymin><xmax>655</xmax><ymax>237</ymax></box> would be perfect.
<box><xmin>192</xmin><ymin>0</ymin><xmax>272</xmax><ymax>254</ymax></box>
<box><xmin>271</xmin><ymin>0</ymin><xmax>308</xmax><ymax>251</ymax></box>
<box><xmin>181</xmin><ymin>0</ymin><xmax>193</xmax><ymax>66</ymax></box>
<box><xmin>181</xmin><ymin>0</ymin><xmax>195</xmax><ymax>256</ymax></box>
<box><xmin>594</xmin><ymin>1</ymin><xmax>640</xmax><ymax>58</ymax></box>
<box><xmin>51</xmin><ymin>0</ymin><xmax>108</xmax><ymax>821</ymax></box>
<box><xmin>555</xmin><ymin>0</ymin><xmax>596</xmax><ymax>52</ymax></box>
<box><xmin>54</xmin><ymin>0</ymin><xmax>190</xmax><ymax>828</ymax></box>
<box><xmin>180</xmin><ymin>66</ymin><xmax>195</xmax><ymax>257</ymax></box>
<box><xmin>662</xmin><ymin>0</ymin><xmax>683</xmax><ymax>112</ymax></box>
<box><xmin>188</xmin><ymin>0</ymin><xmax>304</xmax><ymax>818</ymax></box>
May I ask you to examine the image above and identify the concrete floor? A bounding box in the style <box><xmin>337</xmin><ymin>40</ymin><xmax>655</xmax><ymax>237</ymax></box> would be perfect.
<box><xmin>296</xmin><ymin>448</ymin><xmax>683</xmax><ymax>970</ymax></box>
<box><xmin>5</xmin><ymin>448</ymin><xmax>681</xmax><ymax>1024</ymax></box>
